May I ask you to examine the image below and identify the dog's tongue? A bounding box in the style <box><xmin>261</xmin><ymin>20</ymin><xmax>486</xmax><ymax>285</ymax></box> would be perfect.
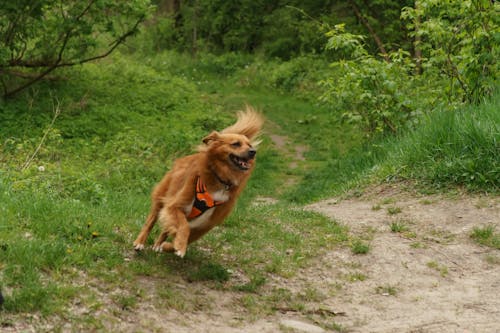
<box><xmin>239</xmin><ymin>160</ymin><xmax>249</xmax><ymax>168</ymax></box>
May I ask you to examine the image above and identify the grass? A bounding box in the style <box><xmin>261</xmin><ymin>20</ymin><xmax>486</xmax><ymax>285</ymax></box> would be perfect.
<box><xmin>387</xmin><ymin>207</ymin><xmax>402</xmax><ymax>215</ymax></box>
<box><xmin>426</xmin><ymin>261</ymin><xmax>449</xmax><ymax>277</ymax></box>
<box><xmin>345</xmin><ymin>272</ymin><xmax>367</xmax><ymax>282</ymax></box>
<box><xmin>281</xmin><ymin>86</ymin><xmax>500</xmax><ymax>203</ymax></box>
<box><xmin>471</xmin><ymin>225</ymin><xmax>500</xmax><ymax>249</ymax></box>
<box><xmin>378</xmin><ymin>94</ymin><xmax>500</xmax><ymax>193</ymax></box>
<box><xmin>0</xmin><ymin>51</ymin><xmax>351</xmax><ymax>326</ymax></box>
<box><xmin>350</xmin><ymin>239</ymin><xmax>370</xmax><ymax>255</ymax></box>
<box><xmin>0</xmin><ymin>48</ymin><xmax>499</xmax><ymax>330</ymax></box>
<box><xmin>390</xmin><ymin>221</ymin><xmax>409</xmax><ymax>233</ymax></box>
<box><xmin>375</xmin><ymin>285</ymin><xmax>397</xmax><ymax>296</ymax></box>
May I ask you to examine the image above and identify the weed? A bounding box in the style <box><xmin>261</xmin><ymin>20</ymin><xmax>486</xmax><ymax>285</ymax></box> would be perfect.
<box><xmin>410</xmin><ymin>241</ymin><xmax>425</xmax><ymax>249</ymax></box>
<box><xmin>239</xmin><ymin>295</ymin><xmax>262</xmax><ymax>316</ymax></box>
<box><xmin>474</xmin><ymin>198</ymin><xmax>490</xmax><ymax>209</ymax></box>
<box><xmin>351</xmin><ymin>239</ymin><xmax>370</xmax><ymax>255</ymax></box>
<box><xmin>427</xmin><ymin>261</ymin><xmax>449</xmax><ymax>277</ymax></box>
<box><xmin>387</xmin><ymin>207</ymin><xmax>402</xmax><ymax>215</ymax></box>
<box><xmin>234</xmin><ymin>275</ymin><xmax>267</xmax><ymax>293</ymax></box>
<box><xmin>426</xmin><ymin>229</ymin><xmax>456</xmax><ymax>244</ymax></box>
<box><xmin>390</xmin><ymin>221</ymin><xmax>409</xmax><ymax>233</ymax></box>
<box><xmin>381</xmin><ymin>198</ymin><xmax>396</xmax><ymax>205</ymax></box>
<box><xmin>345</xmin><ymin>272</ymin><xmax>367</xmax><ymax>282</ymax></box>
<box><xmin>375</xmin><ymin>285</ymin><xmax>397</xmax><ymax>296</ymax></box>
<box><xmin>371</xmin><ymin>204</ymin><xmax>382</xmax><ymax>211</ymax></box>
<box><xmin>326</xmin><ymin>322</ymin><xmax>348</xmax><ymax>333</ymax></box>
<box><xmin>298</xmin><ymin>286</ymin><xmax>326</xmax><ymax>303</ymax></box>
<box><xmin>112</xmin><ymin>294</ymin><xmax>137</xmax><ymax>311</ymax></box>
<box><xmin>470</xmin><ymin>225</ymin><xmax>500</xmax><ymax>249</ymax></box>
<box><xmin>156</xmin><ymin>288</ymin><xmax>189</xmax><ymax>312</ymax></box>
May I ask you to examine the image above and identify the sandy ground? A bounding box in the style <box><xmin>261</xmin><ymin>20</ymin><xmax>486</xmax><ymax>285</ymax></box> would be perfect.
<box><xmin>301</xmin><ymin>186</ymin><xmax>500</xmax><ymax>333</ymax></box>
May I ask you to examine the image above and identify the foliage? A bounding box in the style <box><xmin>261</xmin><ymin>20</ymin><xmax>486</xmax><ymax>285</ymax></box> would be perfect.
<box><xmin>144</xmin><ymin>0</ymin><xmax>336</xmax><ymax>59</ymax></box>
<box><xmin>320</xmin><ymin>1</ymin><xmax>499</xmax><ymax>137</ymax></box>
<box><xmin>346</xmin><ymin>0</ymin><xmax>415</xmax><ymax>53</ymax></box>
<box><xmin>258</xmin><ymin>55</ymin><xmax>329</xmax><ymax>96</ymax></box>
<box><xmin>321</xmin><ymin>24</ymin><xmax>432</xmax><ymax>136</ymax></box>
<box><xmin>144</xmin><ymin>1</ymin><xmax>419</xmax><ymax>60</ymax></box>
<box><xmin>288</xmin><ymin>85</ymin><xmax>500</xmax><ymax>203</ymax></box>
<box><xmin>402</xmin><ymin>0</ymin><xmax>500</xmax><ymax>104</ymax></box>
<box><xmin>0</xmin><ymin>0</ymin><xmax>152</xmax><ymax>98</ymax></box>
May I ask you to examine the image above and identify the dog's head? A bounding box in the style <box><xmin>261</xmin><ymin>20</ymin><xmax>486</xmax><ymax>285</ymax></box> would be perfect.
<box><xmin>202</xmin><ymin>131</ymin><xmax>257</xmax><ymax>172</ymax></box>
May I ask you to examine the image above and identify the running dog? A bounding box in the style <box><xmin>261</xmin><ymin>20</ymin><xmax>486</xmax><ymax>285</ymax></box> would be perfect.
<box><xmin>133</xmin><ymin>106</ymin><xmax>264</xmax><ymax>257</ymax></box>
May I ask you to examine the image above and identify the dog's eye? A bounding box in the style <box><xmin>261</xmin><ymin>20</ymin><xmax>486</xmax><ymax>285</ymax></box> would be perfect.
<box><xmin>231</xmin><ymin>141</ymin><xmax>241</xmax><ymax>148</ymax></box>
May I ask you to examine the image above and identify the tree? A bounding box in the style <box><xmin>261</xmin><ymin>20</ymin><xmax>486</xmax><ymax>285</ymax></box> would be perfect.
<box><xmin>0</xmin><ymin>0</ymin><xmax>152</xmax><ymax>98</ymax></box>
<box><xmin>402</xmin><ymin>0</ymin><xmax>499</xmax><ymax>103</ymax></box>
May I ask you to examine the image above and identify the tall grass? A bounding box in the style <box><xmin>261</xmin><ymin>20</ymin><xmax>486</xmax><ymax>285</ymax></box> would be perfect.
<box><xmin>287</xmin><ymin>87</ymin><xmax>500</xmax><ymax>203</ymax></box>
<box><xmin>380</xmin><ymin>92</ymin><xmax>499</xmax><ymax>192</ymax></box>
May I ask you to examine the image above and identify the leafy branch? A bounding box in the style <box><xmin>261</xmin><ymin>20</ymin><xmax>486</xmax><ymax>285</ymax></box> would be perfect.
<box><xmin>0</xmin><ymin>1</ymin><xmax>149</xmax><ymax>99</ymax></box>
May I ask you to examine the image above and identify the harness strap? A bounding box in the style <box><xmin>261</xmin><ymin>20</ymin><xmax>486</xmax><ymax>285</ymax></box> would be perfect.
<box><xmin>187</xmin><ymin>176</ymin><xmax>224</xmax><ymax>219</ymax></box>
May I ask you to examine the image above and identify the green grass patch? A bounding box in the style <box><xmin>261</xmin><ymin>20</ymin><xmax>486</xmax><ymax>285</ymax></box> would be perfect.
<box><xmin>471</xmin><ymin>225</ymin><xmax>500</xmax><ymax>250</ymax></box>
<box><xmin>426</xmin><ymin>261</ymin><xmax>449</xmax><ymax>277</ymax></box>
<box><xmin>390</xmin><ymin>221</ymin><xmax>409</xmax><ymax>233</ymax></box>
<box><xmin>387</xmin><ymin>207</ymin><xmax>402</xmax><ymax>215</ymax></box>
<box><xmin>350</xmin><ymin>239</ymin><xmax>370</xmax><ymax>255</ymax></box>
<box><xmin>379</xmin><ymin>93</ymin><xmax>500</xmax><ymax>193</ymax></box>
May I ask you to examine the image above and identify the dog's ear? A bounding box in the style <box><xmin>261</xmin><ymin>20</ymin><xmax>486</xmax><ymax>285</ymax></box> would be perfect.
<box><xmin>202</xmin><ymin>131</ymin><xmax>220</xmax><ymax>145</ymax></box>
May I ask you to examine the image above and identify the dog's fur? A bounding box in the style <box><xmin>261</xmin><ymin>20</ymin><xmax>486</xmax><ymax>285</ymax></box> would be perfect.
<box><xmin>133</xmin><ymin>106</ymin><xmax>264</xmax><ymax>257</ymax></box>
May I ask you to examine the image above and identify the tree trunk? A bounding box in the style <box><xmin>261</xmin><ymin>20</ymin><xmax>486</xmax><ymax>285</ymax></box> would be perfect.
<box><xmin>158</xmin><ymin>0</ymin><xmax>180</xmax><ymax>14</ymax></box>
<box><xmin>349</xmin><ymin>0</ymin><xmax>390</xmax><ymax>62</ymax></box>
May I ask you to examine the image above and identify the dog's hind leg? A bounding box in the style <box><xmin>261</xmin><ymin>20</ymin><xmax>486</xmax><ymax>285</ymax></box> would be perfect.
<box><xmin>133</xmin><ymin>200</ymin><xmax>162</xmax><ymax>251</ymax></box>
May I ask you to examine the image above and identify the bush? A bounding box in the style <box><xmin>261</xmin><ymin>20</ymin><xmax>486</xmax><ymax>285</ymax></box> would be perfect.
<box><xmin>402</xmin><ymin>0</ymin><xmax>500</xmax><ymax>104</ymax></box>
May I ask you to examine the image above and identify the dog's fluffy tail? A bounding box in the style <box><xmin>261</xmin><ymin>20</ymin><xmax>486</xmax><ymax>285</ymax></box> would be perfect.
<box><xmin>222</xmin><ymin>105</ymin><xmax>264</xmax><ymax>142</ymax></box>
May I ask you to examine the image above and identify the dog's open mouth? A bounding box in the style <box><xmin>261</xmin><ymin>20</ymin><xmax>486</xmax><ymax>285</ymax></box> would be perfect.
<box><xmin>230</xmin><ymin>154</ymin><xmax>252</xmax><ymax>171</ymax></box>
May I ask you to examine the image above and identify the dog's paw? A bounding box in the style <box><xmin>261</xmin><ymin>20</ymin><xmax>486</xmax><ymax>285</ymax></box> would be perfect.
<box><xmin>175</xmin><ymin>249</ymin><xmax>186</xmax><ymax>258</ymax></box>
<box><xmin>152</xmin><ymin>244</ymin><xmax>163</xmax><ymax>253</ymax></box>
<box><xmin>133</xmin><ymin>243</ymin><xmax>145</xmax><ymax>251</ymax></box>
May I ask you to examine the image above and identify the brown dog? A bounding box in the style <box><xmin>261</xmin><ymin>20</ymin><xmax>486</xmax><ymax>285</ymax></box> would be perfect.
<box><xmin>133</xmin><ymin>106</ymin><xmax>264</xmax><ymax>257</ymax></box>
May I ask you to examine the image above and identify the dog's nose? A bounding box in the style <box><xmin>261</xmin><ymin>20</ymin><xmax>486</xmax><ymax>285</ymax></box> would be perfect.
<box><xmin>248</xmin><ymin>148</ymin><xmax>256</xmax><ymax>158</ymax></box>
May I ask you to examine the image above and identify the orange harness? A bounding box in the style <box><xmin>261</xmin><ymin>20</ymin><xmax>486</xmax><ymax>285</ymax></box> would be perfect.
<box><xmin>187</xmin><ymin>176</ymin><xmax>224</xmax><ymax>219</ymax></box>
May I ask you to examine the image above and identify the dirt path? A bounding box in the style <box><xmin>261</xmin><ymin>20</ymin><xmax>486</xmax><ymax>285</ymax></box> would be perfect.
<box><xmin>120</xmin><ymin>186</ymin><xmax>500</xmax><ymax>333</ymax></box>
<box><xmin>301</xmin><ymin>185</ymin><xmax>500</xmax><ymax>332</ymax></box>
